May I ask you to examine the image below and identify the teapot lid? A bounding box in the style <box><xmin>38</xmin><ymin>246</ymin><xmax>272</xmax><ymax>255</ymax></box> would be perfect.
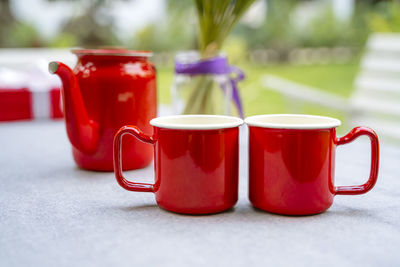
<box><xmin>71</xmin><ymin>49</ymin><xmax>153</xmax><ymax>57</ymax></box>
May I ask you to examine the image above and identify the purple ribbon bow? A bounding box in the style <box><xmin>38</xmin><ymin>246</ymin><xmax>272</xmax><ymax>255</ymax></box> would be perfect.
<box><xmin>175</xmin><ymin>56</ymin><xmax>244</xmax><ymax>117</ymax></box>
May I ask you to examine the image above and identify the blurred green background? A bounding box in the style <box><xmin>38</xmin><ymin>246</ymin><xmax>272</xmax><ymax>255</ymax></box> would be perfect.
<box><xmin>1</xmin><ymin>0</ymin><xmax>399</xmax><ymax>120</ymax></box>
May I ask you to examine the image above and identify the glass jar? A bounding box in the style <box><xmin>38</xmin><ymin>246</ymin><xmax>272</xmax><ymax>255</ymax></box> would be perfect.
<box><xmin>171</xmin><ymin>51</ymin><xmax>235</xmax><ymax>116</ymax></box>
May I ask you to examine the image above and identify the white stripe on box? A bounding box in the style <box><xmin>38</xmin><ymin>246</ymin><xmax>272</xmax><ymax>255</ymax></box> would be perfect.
<box><xmin>32</xmin><ymin>90</ymin><xmax>50</xmax><ymax>119</ymax></box>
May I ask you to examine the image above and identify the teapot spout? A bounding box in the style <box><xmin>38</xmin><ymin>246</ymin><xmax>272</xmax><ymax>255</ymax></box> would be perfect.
<box><xmin>49</xmin><ymin>61</ymin><xmax>99</xmax><ymax>154</ymax></box>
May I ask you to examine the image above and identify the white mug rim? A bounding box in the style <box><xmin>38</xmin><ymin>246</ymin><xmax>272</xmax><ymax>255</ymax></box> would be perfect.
<box><xmin>150</xmin><ymin>115</ymin><xmax>244</xmax><ymax>130</ymax></box>
<box><xmin>244</xmin><ymin>114</ymin><xmax>341</xmax><ymax>129</ymax></box>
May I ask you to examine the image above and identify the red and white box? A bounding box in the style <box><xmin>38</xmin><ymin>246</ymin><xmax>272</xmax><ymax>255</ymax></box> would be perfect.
<box><xmin>0</xmin><ymin>66</ymin><xmax>63</xmax><ymax>122</ymax></box>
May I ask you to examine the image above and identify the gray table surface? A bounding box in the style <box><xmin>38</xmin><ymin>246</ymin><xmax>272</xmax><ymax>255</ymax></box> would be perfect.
<box><xmin>1</xmin><ymin>120</ymin><xmax>400</xmax><ymax>267</ymax></box>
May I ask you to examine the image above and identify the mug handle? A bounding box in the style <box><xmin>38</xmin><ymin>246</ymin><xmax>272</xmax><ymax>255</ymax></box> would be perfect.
<box><xmin>113</xmin><ymin>125</ymin><xmax>155</xmax><ymax>192</ymax></box>
<box><xmin>334</xmin><ymin>126</ymin><xmax>379</xmax><ymax>195</ymax></box>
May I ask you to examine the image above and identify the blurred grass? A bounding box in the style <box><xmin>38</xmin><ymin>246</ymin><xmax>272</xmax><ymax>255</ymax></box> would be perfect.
<box><xmin>156</xmin><ymin>62</ymin><xmax>359</xmax><ymax>124</ymax></box>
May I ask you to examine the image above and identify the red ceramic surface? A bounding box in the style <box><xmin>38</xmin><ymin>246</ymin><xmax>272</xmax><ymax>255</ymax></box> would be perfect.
<box><xmin>246</xmin><ymin>114</ymin><xmax>379</xmax><ymax>215</ymax></box>
<box><xmin>49</xmin><ymin>88</ymin><xmax>64</xmax><ymax>119</ymax></box>
<box><xmin>49</xmin><ymin>50</ymin><xmax>156</xmax><ymax>171</ymax></box>
<box><xmin>113</xmin><ymin>115</ymin><xmax>243</xmax><ymax>214</ymax></box>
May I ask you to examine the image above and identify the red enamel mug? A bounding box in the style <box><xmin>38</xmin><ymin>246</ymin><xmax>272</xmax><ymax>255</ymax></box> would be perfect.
<box><xmin>113</xmin><ymin>115</ymin><xmax>243</xmax><ymax>214</ymax></box>
<box><xmin>245</xmin><ymin>114</ymin><xmax>379</xmax><ymax>215</ymax></box>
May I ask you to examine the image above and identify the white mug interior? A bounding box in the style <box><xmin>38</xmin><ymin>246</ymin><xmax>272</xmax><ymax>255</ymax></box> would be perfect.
<box><xmin>150</xmin><ymin>115</ymin><xmax>243</xmax><ymax>130</ymax></box>
<box><xmin>245</xmin><ymin>114</ymin><xmax>341</xmax><ymax>129</ymax></box>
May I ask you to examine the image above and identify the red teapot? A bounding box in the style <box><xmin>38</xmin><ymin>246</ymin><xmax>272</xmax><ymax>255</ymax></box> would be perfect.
<box><xmin>49</xmin><ymin>49</ymin><xmax>156</xmax><ymax>171</ymax></box>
